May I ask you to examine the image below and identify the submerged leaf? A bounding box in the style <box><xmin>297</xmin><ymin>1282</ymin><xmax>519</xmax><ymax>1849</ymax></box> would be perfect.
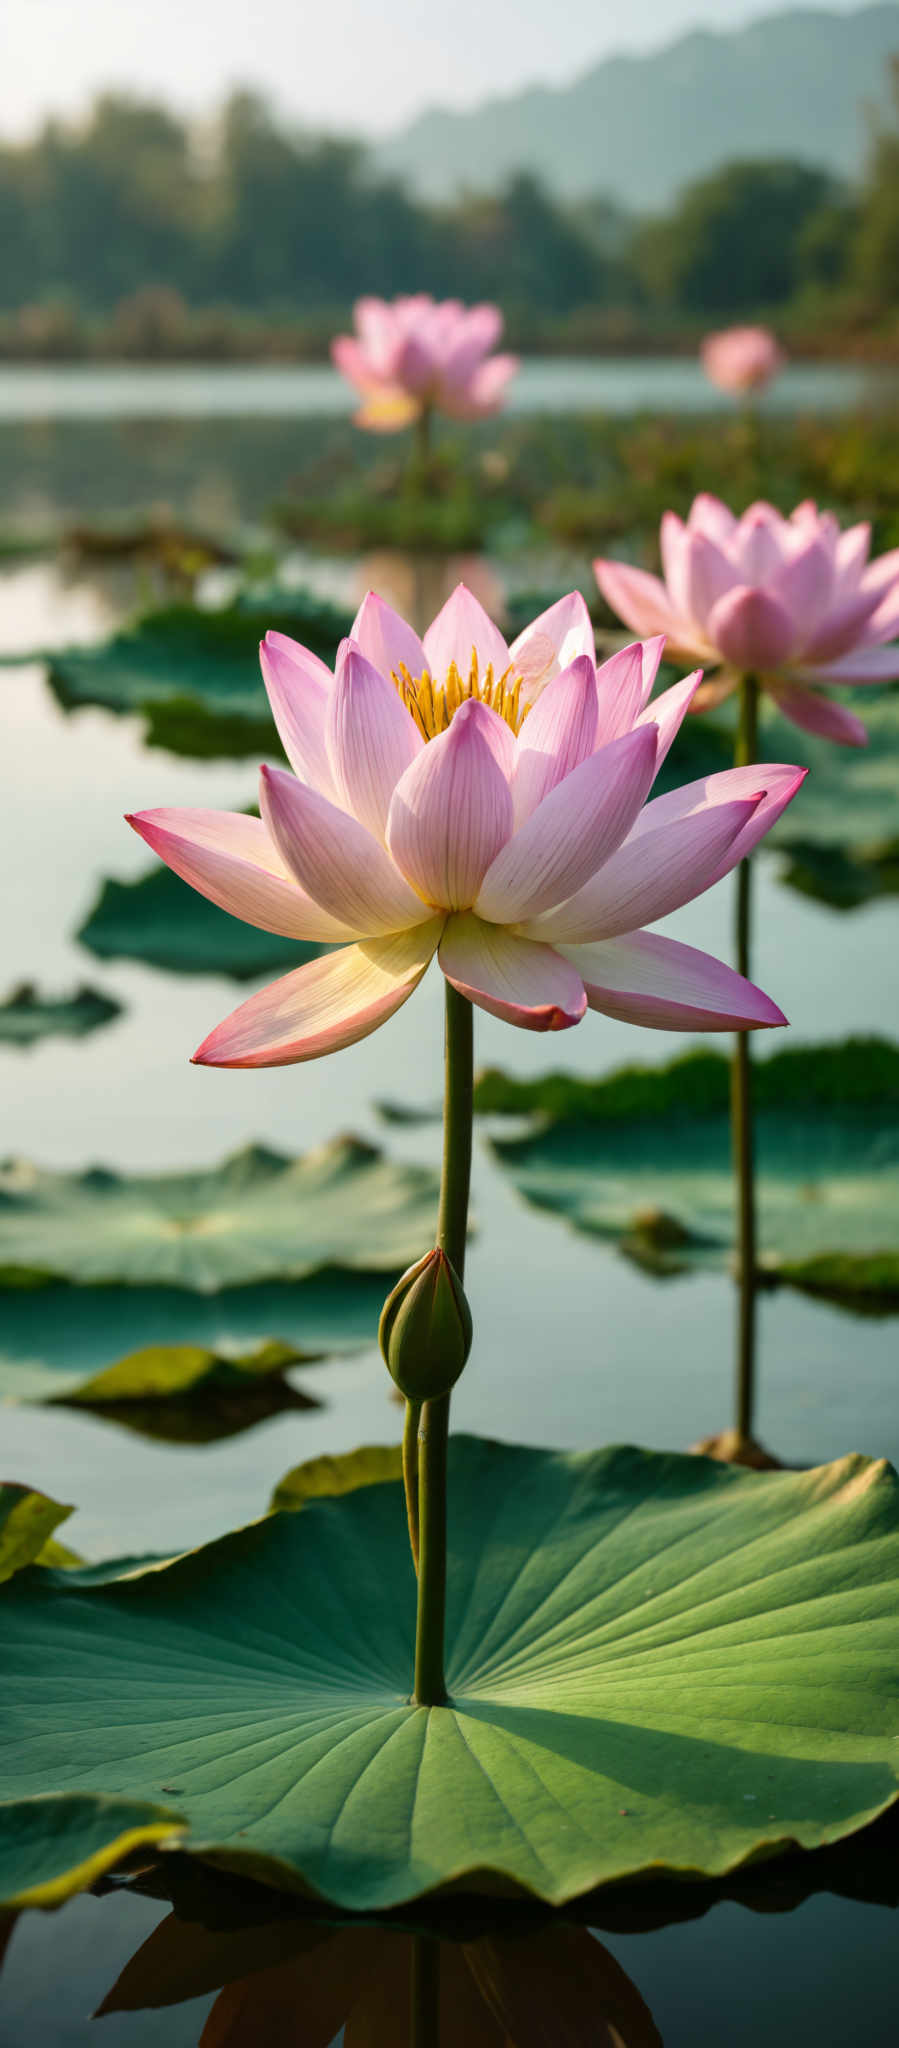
<box><xmin>0</xmin><ymin>1138</ymin><xmax>438</xmax><ymax>1292</ymax></box>
<box><xmin>480</xmin><ymin>1039</ymin><xmax>899</xmax><ymax>1308</ymax></box>
<box><xmin>1</xmin><ymin>1437</ymin><xmax>896</xmax><ymax>1912</ymax></box>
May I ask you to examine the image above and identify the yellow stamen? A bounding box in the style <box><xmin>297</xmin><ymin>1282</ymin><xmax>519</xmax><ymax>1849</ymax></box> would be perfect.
<box><xmin>392</xmin><ymin>644</ymin><xmax>531</xmax><ymax>741</ymax></box>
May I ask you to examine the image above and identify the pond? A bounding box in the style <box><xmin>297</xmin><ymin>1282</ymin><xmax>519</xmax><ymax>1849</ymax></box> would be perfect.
<box><xmin>1</xmin><ymin>441</ymin><xmax>897</xmax><ymax>2038</ymax></box>
<box><xmin>0</xmin><ymin>356</ymin><xmax>896</xmax><ymax>425</ymax></box>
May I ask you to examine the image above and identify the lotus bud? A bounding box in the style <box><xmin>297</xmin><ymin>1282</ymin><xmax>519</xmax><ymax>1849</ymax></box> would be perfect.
<box><xmin>379</xmin><ymin>1248</ymin><xmax>472</xmax><ymax>1401</ymax></box>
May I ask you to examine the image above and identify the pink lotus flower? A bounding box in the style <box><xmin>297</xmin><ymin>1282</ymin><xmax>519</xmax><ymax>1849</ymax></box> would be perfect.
<box><xmin>596</xmin><ymin>497</ymin><xmax>899</xmax><ymax>748</ymax></box>
<box><xmin>128</xmin><ymin>587</ymin><xmax>803</xmax><ymax>1065</ymax></box>
<box><xmin>701</xmin><ymin>326</ymin><xmax>785</xmax><ymax>396</ymax></box>
<box><xmin>331</xmin><ymin>295</ymin><xmax>518</xmax><ymax>431</ymax></box>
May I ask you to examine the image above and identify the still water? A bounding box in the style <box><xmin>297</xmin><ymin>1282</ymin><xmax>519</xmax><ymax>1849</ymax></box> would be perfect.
<box><xmin>2</xmin><ymin>534</ymin><xmax>897</xmax><ymax>2036</ymax></box>
<box><xmin>0</xmin><ymin>356</ymin><xmax>895</xmax><ymax>424</ymax></box>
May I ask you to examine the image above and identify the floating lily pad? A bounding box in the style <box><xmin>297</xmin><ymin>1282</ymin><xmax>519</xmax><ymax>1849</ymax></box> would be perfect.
<box><xmin>46</xmin><ymin>590</ymin><xmax>352</xmax><ymax>758</ymax></box>
<box><xmin>46</xmin><ymin>1340</ymin><xmax>323</xmax><ymax>1446</ymax></box>
<box><xmin>479</xmin><ymin>1039</ymin><xmax>899</xmax><ymax>1308</ymax></box>
<box><xmin>0</xmin><ymin>1273</ymin><xmax>385</xmax><ymax>1405</ymax></box>
<box><xmin>0</xmin><ymin>1795</ymin><xmax>185</xmax><ymax>1910</ymax></box>
<box><xmin>1</xmin><ymin>1437</ymin><xmax>896</xmax><ymax>1912</ymax></box>
<box><xmin>78</xmin><ymin>863</ymin><xmax>324</xmax><ymax>979</ymax></box>
<box><xmin>0</xmin><ymin>1138</ymin><xmax>437</xmax><ymax>1293</ymax></box>
<box><xmin>0</xmin><ymin>982</ymin><xmax>122</xmax><ymax>1047</ymax></box>
<box><xmin>776</xmin><ymin>837</ymin><xmax>899</xmax><ymax>912</ymax></box>
<box><xmin>0</xmin><ymin>1484</ymin><xmax>73</xmax><ymax>1584</ymax></box>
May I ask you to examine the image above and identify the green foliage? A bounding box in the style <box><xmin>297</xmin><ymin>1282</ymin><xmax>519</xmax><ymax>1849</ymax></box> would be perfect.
<box><xmin>852</xmin><ymin>57</ymin><xmax>899</xmax><ymax>312</ymax></box>
<box><xmin>0</xmin><ymin>1438</ymin><xmax>896</xmax><ymax>1910</ymax></box>
<box><xmin>0</xmin><ymin>982</ymin><xmax>121</xmax><ymax>1045</ymax></box>
<box><xmin>0</xmin><ymin>1795</ymin><xmax>185</xmax><ymax>1910</ymax></box>
<box><xmin>42</xmin><ymin>1340</ymin><xmax>322</xmax><ymax>1447</ymax></box>
<box><xmin>79</xmin><ymin>864</ymin><xmax>321</xmax><ymax>979</ymax></box>
<box><xmin>0</xmin><ymin>1138</ymin><xmax>437</xmax><ymax>1291</ymax></box>
<box><xmin>0</xmin><ymin>1274</ymin><xmax>385</xmax><ymax>1404</ymax></box>
<box><xmin>475</xmin><ymin>1038</ymin><xmax>899</xmax><ymax>1122</ymax></box>
<box><xmin>271</xmin><ymin>1443</ymin><xmax>403</xmax><ymax>1513</ymax></box>
<box><xmin>0</xmin><ymin>1484</ymin><xmax>73</xmax><ymax>1584</ymax></box>
<box><xmin>480</xmin><ymin>1040</ymin><xmax>899</xmax><ymax>1307</ymax></box>
<box><xmin>777</xmin><ymin>837</ymin><xmax>899</xmax><ymax>911</ymax></box>
<box><xmin>635</xmin><ymin>160</ymin><xmax>839</xmax><ymax>314</ymax></box>
<box><xmin>46</xmin><ymin>588</ymin><xmax>351</xmax><ymax>751</ymax></box>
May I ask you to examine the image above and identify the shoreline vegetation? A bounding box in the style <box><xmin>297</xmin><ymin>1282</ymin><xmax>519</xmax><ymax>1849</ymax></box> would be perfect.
<box><xmin>1</xmin><ymin>66</ymin><xmax>898</xmax><ymax>367</ymax></box>
<box><xmin>2</xmin><ymin>300</ymin><xmax>899</xmax><ymax>367</ymax></box>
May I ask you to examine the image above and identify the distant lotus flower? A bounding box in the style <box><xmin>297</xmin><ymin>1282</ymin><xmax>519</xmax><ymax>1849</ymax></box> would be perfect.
<box><xmin>129</xmin><ymin>586</ymin><xmax>803</xmax><ymax>1064</ymax></box>
<box><xmin>596</xmin><ymin>497</ymin><xmax>899</xmax><ymax>747</ymax></box>
<box><xmin>701</xmin><ymin>325</ymin><xmax>786</xmax><ymax>396</ymax></box>
<box><xmin>331</xmin><ymin>295</ymin><xmax>518</xmax><ymax>432</ymax></box>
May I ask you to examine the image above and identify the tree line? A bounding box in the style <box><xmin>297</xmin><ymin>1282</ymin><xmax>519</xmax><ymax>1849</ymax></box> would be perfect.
<box><xmin>0</xmin><ymin>73</ymin><xmax>896</xmax><ymax>357</ymax></box>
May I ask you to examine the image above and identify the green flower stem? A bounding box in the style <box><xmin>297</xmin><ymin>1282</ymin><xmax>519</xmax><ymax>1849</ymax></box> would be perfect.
<box><xmin>403</xmin><ymin>1397</ymin><xmax>421</xmax><ymax>1573</ymax></box>
<box><xmin>732</xmin><ymin>671</ymin><xmax>759</xmax><ymax>1441</ymax></box>
<box><xmin>413</xmin><ymin>982</ymin><xmax>473</xmax><ymax>1707</ymax></box>
<box><xmin>414</xmin><ymin>401</ymin><xmax>433</xmax><ymax>476</ymax></box>
<box><xmin>410</xmin><ymin>1932</ymin><xmax>441</xmax><ymax>2046</ymax></box>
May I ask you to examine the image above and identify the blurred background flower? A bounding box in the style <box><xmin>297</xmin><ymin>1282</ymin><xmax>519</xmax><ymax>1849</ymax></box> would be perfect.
<box><xmin>701</xmin><ymin>325</ymin><xmax>786</xmax><ymax>395</ymax></box>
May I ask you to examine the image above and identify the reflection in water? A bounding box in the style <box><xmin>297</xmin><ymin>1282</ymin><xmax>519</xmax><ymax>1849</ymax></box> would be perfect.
<box><xmin>1</xmin><ymin>1808</ymin><xmax>897</xmax><ymax>2045</ymax></box>
<box><xmin>95</xmin><ymin>1865</ymin><xmax>661</xmax><ymax>2048</ymax></box>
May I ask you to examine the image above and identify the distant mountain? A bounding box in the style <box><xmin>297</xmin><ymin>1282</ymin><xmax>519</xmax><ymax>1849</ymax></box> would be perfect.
<box><xmin>373</xmin><ymin>5</ymin><xmax>899</xmax><ymax>210</ymax></box>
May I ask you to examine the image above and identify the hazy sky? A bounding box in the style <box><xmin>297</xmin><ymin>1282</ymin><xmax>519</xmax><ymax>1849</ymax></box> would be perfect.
<box><xmin>5</xmin><ymin>0</ymin><xmax>869</xmax><ymax>138</ymax></box>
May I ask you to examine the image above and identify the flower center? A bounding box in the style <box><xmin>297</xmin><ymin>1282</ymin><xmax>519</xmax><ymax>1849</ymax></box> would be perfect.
<box><xmin>391</xmin><ymin>649</ymin><xmax>530</xmax><ymax>742</ymax></box>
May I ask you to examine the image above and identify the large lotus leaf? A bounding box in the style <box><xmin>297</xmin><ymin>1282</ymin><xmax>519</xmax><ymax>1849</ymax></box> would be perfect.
<box><xmin>0</xmin><ymin>1484</ymin><xmax>73</xmax><ymax>1583</ymax></box>
<box><xmin>478</xmin><ymin>1039</ymin><xmax>899</xmax><ymax>1307</ymax></box>
<box><xmin>98</xmin><ymin>1894</ymin><xmax>661</xmax><ymax>2047</ymax></box>
<box><xmin>0</xmin><ymin>982</ymin><xmax>122</xmax><ymax>1045</ymax></box>
<box><xmin>0</xmin><ymin>1795</ymin><xmax>185</xmax><ymax>1910</ymax></box>
<box><xmin>1</xmin><ymin>1437</ymin><xmax>897</xmax><ymax>1912</ymax></box>
<box><xmin>0</xmin><ymin>1274</ymin><xmax>385</xmax><ymax>1404</ymax></box>
<box><xmin>0</xmin><ymin>1138</ymin><xmax>437</xmax><ymax>1292</ymax></box>
<box><xmin>270</xmin><ymin>1442</ymin><xmax>403</xmax><ymax>1512</ymax></box>
<box><xmin>45</xmin><ymin>590</ymin><xmax>352</xmax><ymax>758</ymax></box>
<box><xmin>78</xmin><ymin>863</ymin><xmax>325</xmax><ymax>979</ymax></box>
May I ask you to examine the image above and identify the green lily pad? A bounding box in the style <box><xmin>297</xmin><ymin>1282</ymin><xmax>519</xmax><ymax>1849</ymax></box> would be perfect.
<box><xmin>46</xmin><ymin>589</ymin><xmax>352</xmax><ymax>758</ymax></box>
<box><xmin>0</xmin><ymin>1484</ymin><xmax>73</xmax><ymax>1583</ymax></box>
<box><xmin>46</xmin><ymin>1339</ymin><xmax>322</xmax><ymax>1446</ymax></box>
<box><xmin>0</xmin><ymin>982</ymin><xmax>122</xmax><ymax>1046</ymax></box>
<box><xmin>478</xmin><ymin>1039</ymin><xmax>899</xmax><ymax>1308</ymax></box>
<box><xmin>0</xmin><ymin>1794</ymin><xmax>185</xmax><ymax>1910</ymax></box>
<box><xmin>1</xmin><ymin>1437</ymin><xmax>896</xmax><ymax>1912</ymax></box>
<box><xmin>0</xmin><ymin>1274</ymin><xmax>385</xmax><ymax>1405</ymax></box>
<box><xmin>0</xmin><ymin>1138</ymin><xmax>438</xmax><ymax>1292</ymax></box>
<box><xmin>776</xmin><ymin>837</ymin><xmax>899</xmax><ymax>912</ymax></box>
<box><xmin>78</xmin><ymin>862</ymin><xmax>325</xmax><ymax>980</ymax></box>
